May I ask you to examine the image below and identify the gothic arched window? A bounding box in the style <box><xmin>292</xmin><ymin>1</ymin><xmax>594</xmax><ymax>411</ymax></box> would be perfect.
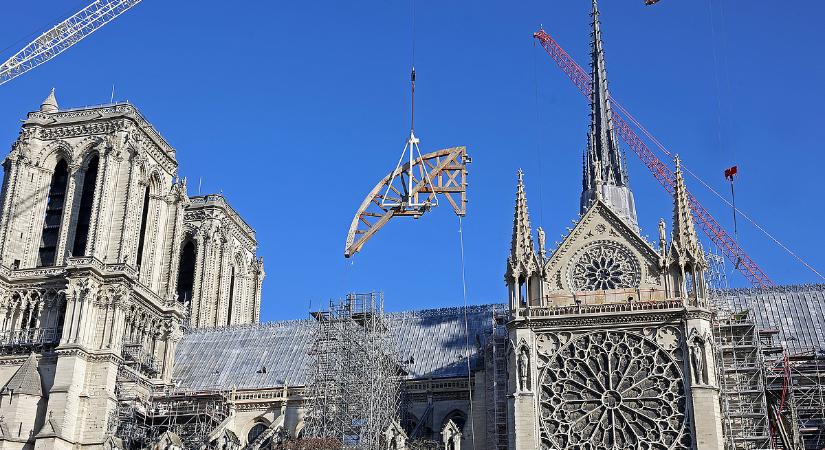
<box><xmin>71</xmin><ymin>154</ymin><xmax>99</xmax><ymax>256</ymax></box>
<box><xmin>39</xmin><ymin>160</ymin><xmax>70</xmax><ymax>266</ymax></box>
<box><xmin>247</xmin><ymin>423</ymin><xmax>270</xmax><ymax>448</ymax></box>
<box><xmin>28</xmin><ymin>304</ymin><xmax>39</xmax><ymax>329</ymax></box>
<box><xmin>177</xmin><ymin>240</ymin><xmax>196</xmax><ymax>304</ymax></box>
<box><xmin>227</xmin><ymin>266</ymin><xmax>235</xmax><ymax>325</ymax></box>
<box><xmin>135</xmin><ymin>185</ymin><xmax>151</xmax><ymax>268</ymax></box>
<box><xmin>20</xmin><ymin>304</ymin><xmax>31</xmax><ymax>329</ymax></box>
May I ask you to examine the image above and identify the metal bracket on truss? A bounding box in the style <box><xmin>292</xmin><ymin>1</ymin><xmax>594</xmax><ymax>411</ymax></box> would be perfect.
<box><xmin>344</xmin><ymin>146</ymin><xmax>470</xmax><ymax>258</ymax></box>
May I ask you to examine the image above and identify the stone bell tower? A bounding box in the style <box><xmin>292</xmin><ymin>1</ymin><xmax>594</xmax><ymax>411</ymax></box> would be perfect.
<box><xmin>0</xmin><ymin>90</ymin><xmax>187</xmax><ymax>450</ymax></box>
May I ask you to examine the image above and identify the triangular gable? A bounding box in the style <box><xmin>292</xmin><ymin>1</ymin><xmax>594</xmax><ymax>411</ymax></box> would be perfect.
<box><xmin>36</xmin><ymin>416</ymin><xmax>60</xmax><ymax>437</ymax></box>
<box><xmin>543</xmin><ymin>199</ymin><xmax>664</xmax><ymax>293</ymax></box>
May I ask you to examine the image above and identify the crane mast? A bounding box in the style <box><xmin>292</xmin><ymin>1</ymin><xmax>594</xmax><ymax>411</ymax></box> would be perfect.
<box><xmin>0</xmin><ymin>0</ymin><xmax>142</xmax><ymax>87</ymax></box>
<box><xmin>533</xmin><ymin>29</ymin><xmax>773</xmax><ymax>288</ymax></box>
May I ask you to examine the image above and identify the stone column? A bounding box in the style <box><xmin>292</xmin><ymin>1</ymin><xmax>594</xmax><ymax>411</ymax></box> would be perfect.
<box><xmin>686</xmin><ymin>314</ymin><xmax>724</xmax><ymax>450</ymax></box>
<box><xmin>165</xmin><ymin>194</ymin><xmax>185</xmax><ymax>301</ymax></box>
<box><xmin>190</xmin><ymin>234</ymin><xmax>206</xmax><ymax>325</ymax></box>
<box><xmin>507</xmin><ymin>328</ymin><xmax>538</xmax><ymax>449</ymax></box>
<box><xmin>88</xmin><ymin>147</ymin><xmax>115</xmax><ymax>262</ymax></box>
<box><xmin>0</xmin><ymin>157</ymin><xmax>21</xmax><ymax>263</ymax></box>
<box><xmin>116</xmin><ymin>150</ymin><xmax>138</xmax><ymax>262</ymax></box>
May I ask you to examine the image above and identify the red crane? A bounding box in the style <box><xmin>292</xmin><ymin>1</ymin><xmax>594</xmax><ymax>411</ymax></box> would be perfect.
<box><xmin>533</xmin><ymin>29</ymin><xmax>774</xmax><ymax>288</ymax></box>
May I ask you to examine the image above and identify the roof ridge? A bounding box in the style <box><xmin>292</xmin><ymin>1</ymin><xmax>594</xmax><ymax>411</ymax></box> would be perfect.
<box><xmin>722</xmin><ymin>283</ymin><xmax>825</xmax><ymax>295</ymax></box>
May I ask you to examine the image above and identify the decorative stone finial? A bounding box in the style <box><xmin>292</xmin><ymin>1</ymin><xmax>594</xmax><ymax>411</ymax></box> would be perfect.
<box><xmin>670</xmin><ymin>154</ymin><xmax>703</xmax><ymax>261</ymax></box>
<box><xmin>508</xmin><ymin>169</ymin><xmax>538</xmax><ymax>278</ymax></box>
<box><xmin>40</xmin><ymin>88</ymin><xmax>59</xmax><ymax>113</ymax></box>
<box><xmin>658</xmin><ymin>218</ymin><xmax>667</xmax><ymax>257</ymax></box>
<box><xmin>537</xmin><ymin>227</ymin><xmax>546</xmax><ymax>258</ymax></box>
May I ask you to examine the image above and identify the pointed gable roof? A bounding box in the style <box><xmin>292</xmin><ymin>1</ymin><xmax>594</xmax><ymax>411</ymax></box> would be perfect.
<box><xmin>1</xmin><ymin>353</ymin><xmax>42</xmax><ymax>396</ymax></box>
<box><xmin>543</xmin><ymin>198</ymin><xmax>662</xmax><ymax>292</ymax></box>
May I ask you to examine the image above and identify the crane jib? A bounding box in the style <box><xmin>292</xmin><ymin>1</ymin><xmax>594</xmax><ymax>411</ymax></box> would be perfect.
<box><xmin>533</xmin><ymin>29</ymin><xmax>773</xmax><ymax>288</ymax></box>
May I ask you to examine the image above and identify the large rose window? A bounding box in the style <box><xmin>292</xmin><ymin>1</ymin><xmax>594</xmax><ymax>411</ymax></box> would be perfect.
<box><xmin>538</xmin><ymin>331</ymin><xmax>689</xmax><ymax>449</ymax></box>
<box><xmin>569</xmin><ymin>241</ymin><xmax>640</xmax><ymax>291</ymax></box>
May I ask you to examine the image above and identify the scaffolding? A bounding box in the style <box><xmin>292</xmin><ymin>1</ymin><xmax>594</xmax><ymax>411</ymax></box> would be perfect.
<box><xmin>111</xmin><ymin>389</ymin><xmax>230</xmax><ymax>450</ymax></box>
<box><xmin>707</xmin><ymin>251</ymin><xmax>825</xmax><ymax>449</ymax></box>
<box><xmin>714</xmin><ymin>312</ymin><xmax>775</xmax><ymax>449</ymax></box>
<box><xmin>484</xmin><ymin>307</ymin><xmax>508</xmax><ymax>450</ymax></box>
<box><xmin>708</xmin><ymin>251</ymin><xmax>774</xmax><ymax>449</ymax></box>
<box><xmin>765</xmin><ymin>350</ymin><xmax>825</xmax><ymax>450</ymax></box>
<box><xmin>304</xmin><ymin>292</ymin><xmax>402</xmax><ymax>450</ymax></box>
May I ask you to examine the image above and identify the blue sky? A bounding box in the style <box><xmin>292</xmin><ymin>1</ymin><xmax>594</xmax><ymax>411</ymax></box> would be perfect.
<box><xmin>1</xmin><ymin>1</ymin><xmax>823</xmax><ymax>321</ymax></box>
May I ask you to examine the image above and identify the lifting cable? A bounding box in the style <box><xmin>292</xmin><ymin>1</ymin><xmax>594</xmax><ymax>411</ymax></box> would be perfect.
<box><xmin>706</xmin><ymin>0</ymin><xmax>728</xmax><ymax>166</ymax></box>
<box><xmin>458</xmin><ymin>215</ymin><xmax>478</xmax><ymax>448</ymax></box>
<box><xmin>611</xmin><ymin>99</ymin><xmax>825</xmax><ymax>282</ymax></box>
<box><xmin>532</xmin><ymin>38</ymin><xmax>546</xmax><ymax>225</ymax></box>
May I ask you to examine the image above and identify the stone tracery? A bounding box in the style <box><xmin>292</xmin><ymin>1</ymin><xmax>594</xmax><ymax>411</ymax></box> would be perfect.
<box><xmin>537</xmin><ymin>330</ymin><xmax>690</xmax><ymax>449</ymax></box>
<box><xmin>569</xmin><ymin>240</ymin><xmax>641</xmax><ymax>291</ymax></box>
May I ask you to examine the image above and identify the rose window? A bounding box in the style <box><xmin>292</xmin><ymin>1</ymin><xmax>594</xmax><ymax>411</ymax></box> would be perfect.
<box><xmin>538</xmin><ymin>331</ymin><xmax>689</xmax><ymax>449</ymax></box>
<box><xmin>570</xmin><ymin>241</ymin><xmax>640</xmax><ymax>291</ymax></box>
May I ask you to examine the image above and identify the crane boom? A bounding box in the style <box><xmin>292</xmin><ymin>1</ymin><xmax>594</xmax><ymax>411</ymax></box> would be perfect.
<box><xmin>0</xmin><ymin>0</ymin><xmax>141</xmax><ymax>86</ymax></box>
<box><xmin>533</xmin><ymin>29</ymin><xmax>774</xmax><ymax>288</ymax></box>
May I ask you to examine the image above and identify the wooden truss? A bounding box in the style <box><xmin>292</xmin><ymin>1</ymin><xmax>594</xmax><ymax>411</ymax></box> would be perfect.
<box><xmin>344</xmin><ymin>146</ymin><xmax>470</xmax><ymax>258</ymax></box>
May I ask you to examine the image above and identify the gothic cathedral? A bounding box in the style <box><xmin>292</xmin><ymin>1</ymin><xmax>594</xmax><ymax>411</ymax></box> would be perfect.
<box><xmin>504</xmin><ymin>2</ymin><xmax>724</xmax><ymax>448</ymax></box>
<box><xmin>0</xmin><ymin>91</ymin><xmax>263</xmax><ymax>449</ymax></box>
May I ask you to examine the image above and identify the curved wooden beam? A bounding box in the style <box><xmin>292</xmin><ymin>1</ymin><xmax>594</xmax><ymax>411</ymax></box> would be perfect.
<box><xmin>344</xmin><ymin>146</ymin><xmax>470</xmax><ymax>258</ymax></box>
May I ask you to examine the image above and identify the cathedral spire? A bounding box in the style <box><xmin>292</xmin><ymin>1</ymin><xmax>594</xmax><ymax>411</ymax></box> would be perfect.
<box><xmin>580</xmin><ymin>0</ymin><xmax>639</xmax><ymax>231</ymax></box>
<box><xmin>509</xmin><ymin>169</ymin><xmax>536</xmax><ymax>268</ymax></box>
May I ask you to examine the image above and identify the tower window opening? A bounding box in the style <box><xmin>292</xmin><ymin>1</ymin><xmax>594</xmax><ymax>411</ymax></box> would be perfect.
<box><xmin>135</xmin><ymin>186</ymin><xmax>151</xmax><ymax>269</ymax></box>
<box><xmin>686</xmin><ymin>267</ymin><xmax>696</xmax><ymax>298</ymax></box>
<box><xmin>38</xmin><ymin>160</ymin><xmax>69</xmax><ymax>266</ymax></box>
<box><xmin>227</xmin><ymin>266</ymin><xmax>235</xmax><ymax>326</ymax></box>
<box><xmin>177</xmin><ymin>240</ymin><xmax>196</xmax><ymax>304</ymax></box>
<box><xmin>28</xmin><ymin>304</ymin><xmax>39</xmax><ymax>329</ymax></box>
<box><xmin>71</xmin><ymin>154</ymin><xmax>99</xmax><ymax>256</ymax></box>
<box><xmin>20</xmin><ymin>304</ymin><xmax>31</xmax><ymax>329</ymax></box>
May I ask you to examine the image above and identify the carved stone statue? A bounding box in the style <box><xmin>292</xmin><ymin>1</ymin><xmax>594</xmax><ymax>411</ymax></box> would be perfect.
<box><xmin>690</xmin><ymin>337</ymin><xmax>706</xmax><ymax>385</ymax></box>
<box><xmin>537</xmin><ymin>227</ymin><xmax>546</xmax><ymax>257</ymax></box>
<box><xmin>517</xmin><ymin>347</ymin><xmax>531</xmax><ymax>391</ymax></box>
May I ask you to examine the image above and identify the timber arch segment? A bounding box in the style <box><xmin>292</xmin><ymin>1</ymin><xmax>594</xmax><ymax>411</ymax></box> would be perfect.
<box><xmin>344</xmin><ymin>146</ymin><xmax>470</xmax><ymax>258</ymax></box>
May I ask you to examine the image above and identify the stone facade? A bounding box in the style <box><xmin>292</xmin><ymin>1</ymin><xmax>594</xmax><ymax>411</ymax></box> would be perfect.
<box><xmin>503</xmin><ymin>2</ymin><xmax>724</xmax><ymax>448</ymax></box>
<box><xmin>0</xmin><ymin>1</ymin><xmax>821</xmax><ymax>449</ymax></box>
<box><xmin>0</xmin><ymin>91</ymin><xmax>262</xmax><ymax>450</ymax></box>
<box><xmin>182</xmin><ymin>195</ymin><xmax>263</xmax><ymax>327</ymax></box>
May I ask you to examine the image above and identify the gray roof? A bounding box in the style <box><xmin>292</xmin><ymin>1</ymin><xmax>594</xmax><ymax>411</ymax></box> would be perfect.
<box><xmin>718</xmin><ymin>284</ymin><xmax>825</xmax><ymax>352</ymax></box>
<box><xmin>173</xmin><ymin>284</ymin><xmax>825</xmax><ymax>391</ymax></box>
<box><xmin>172</xmin><ymin>304</ymin><xmax>504</xmax><ymax>391</ymax></box>
<box><xmin>2</xmin><ymin>353</ymin><xmax>42</xmax><ymax>396</ymax></box>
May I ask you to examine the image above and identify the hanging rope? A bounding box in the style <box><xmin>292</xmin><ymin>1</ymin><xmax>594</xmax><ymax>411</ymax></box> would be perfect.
<box><xmin>706</xmin><ymin>0</ymin><xmax>727</xmax><ymax>165</ymax></box>
<box><xmin>458</xmin><ymin>215</ymin><xmax>477</xmax><ymax>448</ymax></box>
